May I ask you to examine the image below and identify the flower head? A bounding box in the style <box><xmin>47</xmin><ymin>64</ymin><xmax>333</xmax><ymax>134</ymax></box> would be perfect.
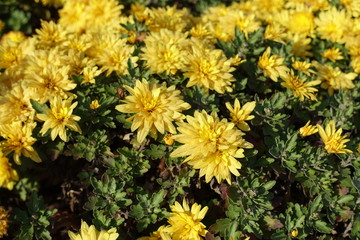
<box><xmin>258</xmin><ymin>47</ymin><xmax>289</xmax><ymax>82</ymax></box>
<box><xmin>0</xmin><ymin>150</ymin><xmax>19</xmax><ymax>190</ymax></box>
<box><xmin>37</xmin><ymin>96</ymin><xmax>82</xmax><ymax>142</ymax></box>
<box><xmin>168</xmin><ymin>199</ymin><xmax>208</xmax><ymax>240</ymax></box>
<box><xmin>68</xmin><ymin>220</ymin><xmax>119</xmax><ymax>240</ymax></box>
<box><xmin>0</xmin><ymin>207</ymin><xmax>9</xmax><ymax>238</ymax></box>
<box><xmin>183</xmin><ymin>47</ymin><xmax>236</xmax><ymax>93</ymax></box>
<box><xmin>225</xmin><ymin>99</ymin><xmax>256</xmax><ymax>131</ymax></box>
<box><xmin>322</xmin><ymin>47</ymin><xmax>344</xmax><ymax>62</ymax></box>
<box><xmin>299</xmin><ymin>121</ymin><xmax>318</xmax><ymax>137</ymax></box>
<box><xmin>316</xmin><ymin>120</ymin><xmax>352</xmax><ymax>154</ymax></box>
<box><xmin>115</xmin><ymin>79</ymin><xmax>190</xmax><ymax>143</ymax></box>
<box><xmin>171</xmin><ymin>110</ymin><xmax>253</xmax><ymax>184</ymax></box>
<box><xmin>0</xmin><ymin>121</ymin><xmax>41</xmax><ymax>165</ymax></box>
<box><xmin>281</xmin><ymin>70</ymin><xmax>321</xmax><ymax>101</ymax></box>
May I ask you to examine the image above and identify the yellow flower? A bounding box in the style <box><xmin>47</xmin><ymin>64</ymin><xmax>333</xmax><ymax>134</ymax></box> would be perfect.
<box><xmin>291</xmin><ymin>58</ymin><xmax>315</xmax><ymax>76</ymax></box>
<box><xmin>357</xmin><ymin>143</ymin><xmax>360</xmax><ymax>153</ymax></box>
<box><xmin>183</xmin><ymin>47</ymin><xmax>236</xmax><ymax>94</ymax></box>
<box><xmin>281</xmin><ymin>70</ymin><xmax>321</xmax><ymax>101</ymax></box>
<box><xmin>315</xmin><ymin>7</ymin><xmax>351</xmax><ymax>43</ymax></box>
<box><xmin>316</xmin><ymin>120</ymin><xmax>352</xmax><ymax>154</ymax></box>
<box><xmin>24</xmin><ymin>64</ymin><xmax>77</xmax><ymax>104</ymax></box>
<box><xmin>115</xmin><ymin>79</ymin><xmax>190</xmax><ymax>143</ymax></box>
<box><xmin>322</xmin><ymin>47</ymin><xmax>344</xmax><ymax>62</ymax></box>
<box><xmin>258</xmin><ymin>47</ymin><xmax>289</xmax><ymax>82</ymax></box>
<box><xmin>137</xmin><ymin>225</ymin><xmax>172</xmax><ymax>240</ymax></box>
<box><xmin>0</xmin><ymin>150</ymin><xmax>19</xmax><ymax>190</ymax></box>
<box><xmin>264</xmin><ymin>24</ymin><xmax>287</xmax><ymax>44</ymax></box>
<box><xmin>341</xmin><ymin>0</ymin><xmax>360</xmax><ymax>17</ymax></box>
<box><xmin>81</xmin><ymin>66</ymin><xmax>102</xmax><ymax>84</ymax></box>
<box><xmin>290</xmin><ymin>228</ymin><xmax>299</xmax><ymax>238</ymax></box>
<box><xmin>0</xmin><ymin>121</ymin><xmax>41</xmax><ymax>165</ymax></box>
<box><xmin>35</xmin><ymin>20</ymin><xmax>67</xmax><ymax>48</ymax></box>
<box><xmin>225</xmin><ymin>99</ymin><xmax>256</xmax><ymax>131</ymax></box>
<box><xmin>1</xmin><ymin>31</ymin><xmax>26</xmax><ymax>43</ymax></box>
<box><xmin>168</xmin><ymin>199</ymin><xmax>208</xmax><ymax>240</ymax></box>
<box><xmin>141</xmin><ymin>29</ymin><xmax>188</xmax><ymax>75</ymax></box>
<box><xmin>68</xmin><ymin>220</ymin><xmax>119</xmax><ymax>240</ymax></box>
<box><xmin>0</xmin><ymin>207</ymin><xmax>9</xmax><ymax>238</ymax></box>
<box><xmin>171</xmin><ymin>110</ymin><xmax>253</xmax><ymax>184</ymax></box>
<box><xmin>229</xmin><ymin>55</ymin><xmax>246</xmax><ymax>66</ymax></box>
<box><xmin>163</xmin><ymin>134</ymin><xmax>175</xmax><ymax>146</ymax></box>
<box><xmin>299</xmin><ymin>121</ymin><xmax>318</xmax><ymax>137</ymax></box>
<box><xmin>37</xmin><ymin>96</ymin><xmax>82</xmax><ymax>142</ymax></box>
<box><xmin>90</xmin><ymin>100</ymin><xmax>100</xmax><ymax>110</ymax></box>
<box><xmin>313</xmin><ymin>62</ymin><xmax>357</xmax><ymax>95</ymax></box>
<box><xmin>291</xmin><ymin>35</ymin><xmax>313</xmax><ymax>58</ymax></box>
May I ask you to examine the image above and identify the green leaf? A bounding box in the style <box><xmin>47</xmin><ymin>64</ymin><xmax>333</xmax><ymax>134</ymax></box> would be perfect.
<box><xmin>152</xmin><ymin>189</ymin><xmax>165</xmax><ymax>206</ymax></box>
<box><xmin>337</xmin><ymin>195</ymin><xmax>354</xmax><ymax>204</ymax></box>
<box><xmin>262</xmin><ymin>180</ymin><xmax>276</xmax><ymax>191</ymax></box>
<box><xmin>314</xmin><ymin>220</ymin><xmax>332</xmax><ymax>234</ymax></box>
<box><xmin>30</xmin><ymin>99</ymin><xmax>47</xmax><ymax>114</ymax></box>
<box><xmin>129</xmin><ymin>205</ymin><xmax>145</xmax><ymax>220</ymax></box>
<box><xmin>309</xmin><ymin>195</ymin><xmax>323</xmax><ymax>215</ymax></box>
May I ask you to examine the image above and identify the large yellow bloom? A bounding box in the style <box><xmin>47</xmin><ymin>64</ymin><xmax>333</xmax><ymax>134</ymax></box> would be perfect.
<box><xmin>171</xmin><ymin>110</ymin><xmax>253</xmax><ymax>184</ymax></box>
<box><xmin>0</xmin><ymin>121</ymin><xmax>41</xmax><ymax>165</ymax></box>
<box><xmin>258</xmin><ymin>47</ymin><xmax>289</xmax><ymax>82</ymax></box>
<box><xmin>68</xmin><ymin>220</ymin><xmax>119</xmax><ymax>240</ymax></box>
<box><xmin>37</xmin><ymin>96</ymin><xmax>82</xmax><ymax>142</ymax></box>
<box><xmin>115</xmin><ymin>79</ymin><xmax>190</xmax><ymax>143</ymax></box>
<box><xmin>141</xmin><ymin>29</ymin><xmax>188</xmax><ymax>75</ymax></box>
<box><xmin>183</xmin><ymin>47</ymin><xmax>236</xmax><ymax>94</ymax></box>
<box><xmin>168</xmin><ymin>199</ymin><xmax>208</xmax><ymax>240</ymax></box>
<box><xmin>0</xmin><ymin>150</ymin><xmax>19</xmax><ymax>190</ymax></box>
<box><xmin>316</xmin><ymin>120</ymin><xmax>352</xmax><ymax>154</ymax></box>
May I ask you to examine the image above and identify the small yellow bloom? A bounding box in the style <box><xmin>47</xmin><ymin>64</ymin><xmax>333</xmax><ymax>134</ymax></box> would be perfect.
<box><xmin>90</xmin><ymin>100</ymin><xmax>100</xmax><ymax>110</ymax></box>
<box><xmin>316</xmin><ymin>120</ymin><xmax>352</xmax><ymax>154</ymax></box>
<box><xmin>258</xmin><ymin>47</ymin><xmax>289</xmax><ymax>82</ymax></box>
<box><xmin>0</xmin><ymin>150</ymin><xmax>19</xmax><ymax>190</ymax></box>
<box><xmin>0</xmin><ymin>207</ymin><xmax>9</xmax><ymax>238</ymax></box>
<box><xmin>68</xmin><ymin>220</ymin><xmax>119</xmax><ymax>240</ymax></box>
<box><xmin>225</xmin><ymin>99</ymin><xmax>255</xmax><ymax>131</ymax></box>
<box><xmin>291</xmin><ymin>58</ymin><xmax>315</xmax><ymax>76</ymax></box>
<box><xmin>168</xmin><ymin>199</ymin><xmax>208</xmax><ymax>240</ymax></box>
<box><xmin>322</xmin><ymin>47</ymin><xmax>344</xmax><ymax>62</ymax></box>
<box><xmin>291</xmin><ymin>228</ymin><xmax>299</xmax><ymax>238</ymax></box>
<box><xmin>299</xmin><ymin>121</ymin><xmax>318</xmax><ymax>137</ymax></box>
<box><xmin>163</xmin><ymin>134</ymin><xmax>174</xmax><ymax>146</ymax></box>
<box><xmin>230</xmin><ymin>55</ymin><xmax>246</xmax><ymax>66</ymax></box>
<box><xmin>37</xmin><ymin>96</ymin><xmax>82</xmax><ymax>142</ymax></box>
<box><xmin>357</xmin><ymin>143</ymin><xmax>360</xmax><ymax>153</ymax></box>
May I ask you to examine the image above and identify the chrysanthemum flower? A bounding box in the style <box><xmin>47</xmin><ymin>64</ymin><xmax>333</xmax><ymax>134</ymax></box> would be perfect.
<box><xmin>291</xmin><ymin>58</ymin><xmax>315</xmax><ymax>76</ymax></box>
<box><xmin>171</xmin><ymin>110</ymin><xmax>253</xmax><ymax>184</ymax></box>
<box><xmin>264</xmin><ymin>24</ymin><xmax>287</xmax><ymax>44</ymax></box>
<box><xmin>35</xmin><ymin>20</ymin><xmax>67</xmax><ymax>48</ymax></box>
<box><xmin>281</xmin><ymin>70</ymin><xmax>321</xmax><ymax>101</ymax></box>
<box><xmin>183</xmin><ymin>47</ymin><xmax>236</xmax><ymax>94</ymax></box>
<box><xmin>299</xmin><ymin>121</ymin><xmax>318</xmax><ymax>137</ymax></box>
<box><xmin>137</xmin><ymin>225</ymin><xmax>172</xmax><ymax>240</ymax></box>
<box><xmin>141</xmin><ymin>29</ymin><xmax>188</xmax><ymax>75</ymax></box>
<box><xmin>0</xmin><ymin>121</ymin><xmax>41</xmax><ymax>165</ymax></box>
<box><xmin>341</xmin><ymin>0</ymin><xmax>360</xmax><ymax>17</ymax></box>
<box><xmin>68</xmin><ymin>220</ymin><xmax>119</xmax><ymax>240</ymax></box>
<box><xmin>313</xmin><ymin>62</ymin><xmax>357</xmax><ymax>95</ymax></box>
<box><xmin>225</xmin><ymin>99</ymin><xmax>256</xmax><ymax>131</ymax></box>
<box><xmin>258</xmin><ymin>47</ymin><xmax>289</xmax><ymax>82</ymax></box>
<box><xmin>167</xmin><ymin>199</ymin><xmax>208</xmax><ymax>240</ymax></box>
<box><xmin>315</xmin><ymin>7</ymin><xmax>351</xmax><ymax>43</ymax></box>
<box><xmin>24</xmin><ymin>64</ymin><xmax>77</xmax><ymax>104</ymax></box>
<box><xmin>316</xmin><ymin>120</ymin><xmax>352</xmax><ymax>154</ymax></box>
<box><xmin>0</xmin><ymin>207</ymin><xmax>9</xmax><ymax>238</ymax></box>
<box><xmin>291</xmin><ymin>35</ymin><xmax>313</xmax><ymax>58</ymax></box>
<box><xmin>0</xmin><ymin>82</ymin><xmax>35</xmax><ymax>124</ymax></box>
<box><xmin>115</xmin><ymin>79</ymin><xmax>190</xmax><ymax>143</ymax></box>
<box><xmin>0</xmin><ymin>150</ymin><xmax>19</xmax><ymax>190</ymax></box>
<box><xmin>322</xmin><ymin>47</ymin><xmax>344</xmax><ymax>62</ymax></box>
<box><xmin>37</xmin><ymin>96</ymin><xmax>82</xmax><ymax>142</ymax></box>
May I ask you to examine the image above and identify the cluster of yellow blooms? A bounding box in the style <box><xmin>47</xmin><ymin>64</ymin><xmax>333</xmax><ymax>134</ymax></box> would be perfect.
<box><xmin>68</xmin><ymin>200</ymin><xmax>208</xmax><ymax>240</ymax></box>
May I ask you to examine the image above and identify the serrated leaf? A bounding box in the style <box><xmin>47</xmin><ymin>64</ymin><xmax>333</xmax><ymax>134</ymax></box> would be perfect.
<box><xmin>152</xmin><ymin>189</ymin><xmax>165</xmax><ymax>206</ymax></box>
<box><xmin>129</xmin><ymin>205</ymin><xmax>145</xmax><ymax>220</ymax></box>
<box><xmin>309</xmin><ymin>195</ymin><xmax>323</xmax><ymax>214</ymax></box>
<box><xmin>337</xmin><ymin>195</ymin><xmax>354</xmax><ymax>204</ymax></box>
